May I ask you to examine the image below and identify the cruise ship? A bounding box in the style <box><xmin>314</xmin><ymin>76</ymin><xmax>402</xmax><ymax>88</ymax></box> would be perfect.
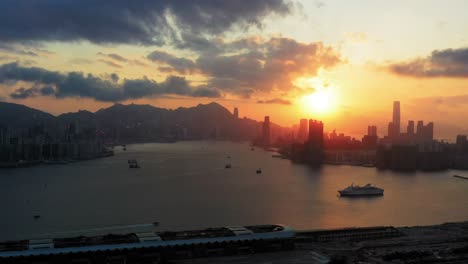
<box><xmin>338</xmin><ymin>183</ymin><xmax>384</xmax><ymax>197</ymax></box>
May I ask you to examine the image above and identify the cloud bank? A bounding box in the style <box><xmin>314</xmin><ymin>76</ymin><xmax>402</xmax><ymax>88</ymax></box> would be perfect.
<box><xmin>0</xmin><ymin>62</ymin><xmax>221</xmax><ymax>101</ymax></box>
<box><xmin>257</xmin><ymin>98</ymin><xmax>292</xmax><ymax>105</ymax></box>
<box><xmin>0</xmin><ymin>0</ymin><xmax>291</xmax><ymax>45</ymax></box>
<box><xmin>148</xmin><ymin>37</ymin><xmax>341</xmax><ymax>97</ymax></box>
<box><xmin>389</xmin><ymin>47</ymin><xmax>468</xmax><ymax>78</ymax></box>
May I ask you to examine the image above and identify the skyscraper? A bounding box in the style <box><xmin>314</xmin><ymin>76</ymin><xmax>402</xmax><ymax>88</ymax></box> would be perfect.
<box><xmin>388</xmin><ymin>122</ymin><xmax>394</xmax><ymax>138</ymax></box>
<box><xmin>407</xmin><ymin>120</ymin><xmax>415</xmax><ymax>135</ymax></box>
<box><xmin>426</xmin><ymin>122</ymin><xmax>434</xmax><ymax>140</ymax></box>
<box><xmin>298</xmin><ymin>119</ymin><xmax>308</xmax><ymax>142</ymax></box>
<box><xmin>368</xmin><ymin>125</ymin><xmax>377</xmax><ymax>136</ymax></box>
<box><xmin>392</xmin><ymin>101</ymin><xmax>400</xmax><ymax>137</ymax></box>
<box><xmin>233</xmin><ymin>107</ymin><xmax>239</xmax><ymax>119</ymax></box>
<box><xmin>308</xmin><ymin>119</ymin><xmax>323</xmax><ymax>148</ymax></box>
<box><xmin>416</xmin><ymin>121</ymin><xmax>424</xmax><ymax>137</ymax></box>
<box><xmin>262</xmin><ymin>116</ymin><xmax>270</xmax><ymax>146</ymax></box>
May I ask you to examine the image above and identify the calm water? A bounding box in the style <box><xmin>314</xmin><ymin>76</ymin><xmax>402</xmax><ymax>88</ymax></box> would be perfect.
<box><xmin>1</xmin><ymin>141</ymin><xmax>468</xmax><ymax>240</ymax></box>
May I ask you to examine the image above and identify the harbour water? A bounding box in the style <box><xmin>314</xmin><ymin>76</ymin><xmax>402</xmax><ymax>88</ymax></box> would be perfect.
<box><xmin>1</xmin><ymin>141</ymin><xmax>467</xmax><ymax>240</ymax></box>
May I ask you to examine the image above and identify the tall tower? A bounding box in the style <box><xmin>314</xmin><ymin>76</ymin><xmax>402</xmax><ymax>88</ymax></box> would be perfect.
<box><xmin>388</xmin><ymin>122</ymin><xmax>394</xmax><ymax>138</ymax></box>
<box><xmin>233</xmin><ymin>107</ymin><xmax>239</xmax><ymax>119</ymax></box>
<box><xmin>392</xmin><ymin>101</ymin><xmax>400</xmax><ymax>138</ymax></box>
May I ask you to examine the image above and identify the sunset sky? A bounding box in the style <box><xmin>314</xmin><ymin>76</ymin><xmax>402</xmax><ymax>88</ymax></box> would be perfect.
<box><xmin>1</xmin><ymin>0</ymin><xmax>468</xmax><ymax>139</ymax></box>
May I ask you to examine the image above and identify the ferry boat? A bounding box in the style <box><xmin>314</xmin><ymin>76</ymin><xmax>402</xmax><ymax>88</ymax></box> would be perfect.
<box><xmin>338</xmin><ymin>183</ymin><xmax>384</xmax><ymax>197</ymax></box>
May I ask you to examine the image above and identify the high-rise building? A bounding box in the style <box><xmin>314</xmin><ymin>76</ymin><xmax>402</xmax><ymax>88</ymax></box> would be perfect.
<box><xmin>233</xmin><ymin>107</ymin><xmax>239</xmax><ymax>119</ymax></box>
<box><xmin>363</xmin><ymin>125</ymin><xmax>378</xmax><ymax>148</ymax></box>
<box><xmin>426</xmin><ymin>122</ymin><xmax>434</xmax><ymax>140</ymax></box>
<box><xmin>392</xmin><ymin>101</ymin><xmax>400</xmax><ymax>137</ymax></box>
<box><xmin>416</xmin><ymin>121</ymin><xmax>424</xmax><ymax>137</ymax></box>
<box><xmin>298</xmin><ymin>119</ymin><xmax>308</xmax><ymax>142</ymax></box>
<box><xmin>262</xmin><ymin>116</ymin><xmax>270</xmax><ymax>146</ymax></box>
<box><xmin>415</xmin><ymin>120</ymin><xmax>434</xmax><ymax>141</ymax></box>
<box><xmin>367</xmin><ymin>125</ymin><xmax>377</xmax><ymax>136</ymax></box>
<box><xmin>407</xmin><ymin>120</ymin><xmax>415</xmax><ymax>135</ymax></box>
<box><xmin>388</xmin><ymin>122</ymin><xmax>394</xmax><ymax>138</ymax></box>
<box><xmin>308</xmin><ymin>119</ymin><xmax>324</xmax><ymax>148</ymax></box>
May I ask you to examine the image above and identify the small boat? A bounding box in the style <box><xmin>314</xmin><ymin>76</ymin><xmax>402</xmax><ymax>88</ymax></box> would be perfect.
<box><xmin>128</xmin><ymin>159</ymin><xmax>140</xmax><ymax>168</ymax></box>
<box><xmin>225</xmin><ymin>164</ymin><xmax>231</xmax><ymax>169</ymax></box>
<box><xmin>256</xmin><ymin>168</ymin><xmax>262</xmax><ymax>174</ymax></box>
<box><xmin>33</xmin><ymin>215</ymin><xmax>41</xmax><ymax>220</ymax></box>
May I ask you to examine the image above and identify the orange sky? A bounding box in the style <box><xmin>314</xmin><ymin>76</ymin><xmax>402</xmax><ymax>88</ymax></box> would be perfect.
<box><xmin>1</xmin><ymin>0</ymin><xmax>468</xmax><ymax>139</ymax></box>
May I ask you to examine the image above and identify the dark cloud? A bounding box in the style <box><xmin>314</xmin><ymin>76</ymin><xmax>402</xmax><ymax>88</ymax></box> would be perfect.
<box><xmin>0</xmin><ymin>62</ymin><xmax>64</xmax><ymax>84</ymax></box>
<box><xmin>0</xmin><ymin>0</ymin><xmax>291</xmax><ymax>45</ymax></box>
<box><xmin>107</xmin><ymin>53</ymin><xmax>127</xmax><ymax>62</ymax></box>
<box><xmin>129</xmin><ymin>59</ymin><xmax>148</xmax><ymax>67</ymax></box>
<box><xmin>0</xmin><ymin>62</ymin><xmax>221</xmax><ymax>101</ymax></box>
<box><xmin>257</xmin><ymin>98</ymin><xmax>292</xmax><ymax>105</ymax></box>
<box><xmin>110</xmin><ymin>73</ymin><xmax>119</xmax><ymax>83</ymax></box>
<box><xmin>198</xmin><ymin>37</ymin><xmax>340</xmax><ymax>96</ymax></box>
<box><xmin>40</xmin><ymin>85</ymin><xmax>55</xmax><ymax>95</ymax></box>
<box><xmin>147</xmin><ymin>50</ymin><xmax>197</xmax><ymax>74</ymax></box>
<box><xmin>147</xmin><ymin>37</ymin><xmax>340</xmax><ymax>97</ymax></box>
<box><xmin>173</xmin><ymin>33</ymin><xmax>224</xmax><ymax>53</ymax></box>
<box><xmin>97</xmin><ymin>52</ymin><xmax>148</xmax><ymax>68</ymax></box>
<box><xmin>10</xmin><ymin>87</ymin><xmax>38</xmax><ymax>99</ymax></box>
<box><xmin>97</xmin><ymin>52</ymin><xmax>128</xmax><ymax>62</ymax></box>
<box><xmin>98</xmin><ymin>59</ymin><xmax>123</xmax><ymax>68</ymax></box>
<box><xmin>389</xmin><ymin>47</ymin><xmax>468</xmax><ymax>78</ymax></box>
<box><xmin>191</xmin><ymin>87</ymin><xmax>222</xmax><ymax>98</ymax></box>
<box><xmin>10</xmin><ymin>85</ymin><xmax>55</xmax><ymax>99</ymax></box>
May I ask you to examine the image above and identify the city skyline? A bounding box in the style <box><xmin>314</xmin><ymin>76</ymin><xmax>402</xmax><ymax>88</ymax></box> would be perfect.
<box><xmin>1</xmin><ymin>1</ymin><xmax>468</xmax><ymax>139</ymax></box>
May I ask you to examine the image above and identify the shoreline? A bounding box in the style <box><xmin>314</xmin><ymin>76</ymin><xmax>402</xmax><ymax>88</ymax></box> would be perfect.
<box><xmin>0</xmin><ymin>150</ymin><xmax>114</xmax><ymax>169</ymax></box>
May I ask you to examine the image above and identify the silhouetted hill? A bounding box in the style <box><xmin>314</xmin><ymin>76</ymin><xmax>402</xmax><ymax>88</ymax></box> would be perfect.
<box><xmin>58</xmin><ymin>110</ymin><xmax>96</xmax><ymax>122</ymax></box>
<box><xmin>0</xmin><ymin>101</ymin><xmax>55</xmax><ymax>128</ymax></box>
<box><xmin>1</xmin><ymin>101</ymin><xmax>288</xmax><ymax>143</ymax></box>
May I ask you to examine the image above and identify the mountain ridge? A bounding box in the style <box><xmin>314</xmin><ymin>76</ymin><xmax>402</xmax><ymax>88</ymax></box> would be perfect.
<box><xmin>0</xmin><ymin>101</ymin><xmax>285</xmax><ymax>142</ymax></box>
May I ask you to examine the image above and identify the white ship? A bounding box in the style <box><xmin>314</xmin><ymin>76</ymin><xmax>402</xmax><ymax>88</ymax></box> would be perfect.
<box><xmin>338</xmin><ymin>183</ymin><xmax>384</xmax><ymax>197</ymax></box>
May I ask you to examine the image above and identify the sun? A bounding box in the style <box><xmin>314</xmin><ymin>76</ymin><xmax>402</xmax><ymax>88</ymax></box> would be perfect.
<box><xmin>301</xmin><ymin>89</ymin><xmax>334</xmax><ymax>114</ymax></box>
<box><xmin>296</xmin><ymin>77</ymin><xmax>338</xmax><ymax>115</ymax></box>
